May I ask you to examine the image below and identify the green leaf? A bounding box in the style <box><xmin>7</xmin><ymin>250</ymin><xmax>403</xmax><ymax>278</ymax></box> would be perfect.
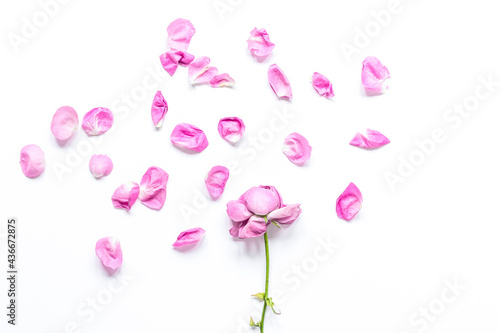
<box><xmin>271</xmin><ymin>221</ymin><xmax>282</xmax><ymax>229</ymax></box>
<box><xmin>265</xmin><ymin>297</ymin><xmax>282</xmax><ymax>315</ymax></box>
<box><xmin>249</xmin><ymin>317</ymin><xmax>260</xmax><ymax>327</ymax></box>
<box><xmin>251</xmin><ymin>292</ymin><xmax>265</xmax><ymax>301</ymax></box>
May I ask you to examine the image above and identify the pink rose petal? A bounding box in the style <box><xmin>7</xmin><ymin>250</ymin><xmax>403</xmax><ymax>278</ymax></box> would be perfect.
<box><xmin>159</xmin><ymin>50</ymin><xmax>195</xmax><ymax>76</ymax></box>
<box><xmin>218</xmin><ymin>117</ymin><xmax>245</xmax><ymax>144</ymax></box>
<box><xmin>227</xmin><ymin>200</ymin><xmax>253</xmax><ymax>222</ymax></box>
<box><xmin>20</xmin><ymin>144</ymin><xmax>45</xmax><ymax>178</ymax></box>
<box><xmin>349</xmin><ymin>129</ymin><xmax>390</xmax><ymax>149</ymax></box>
<box><xmin>50</xmin><ymin>106</ymin><xmax>79</xmax><ymax>141</ymax></box>
<box><xmin>170</xmin><ymin>123</ymin><xmax>209</xmax><ymax>152</ymax></box>
<box><xmin>172</xmin><ymin>227</ymin><xmax>206</xmax><ymax>247</ymax></box>
<box><xmin>205</xmin><ymin>166</ymin><xmax>230</xmax><ymax>200</ymax></box>
<box><xmin>247</xmin><ymin>28</ymin><xmax>275</xmax><ymax>57</ymax></box>
<box><xmin>242</xmin><ymin>187</ymin><xmax>280</xmax><ymax>216</ymax></box>
<box><xmin>210</xmin><ymin>73</ymin><xmax>235</xmax><ymax>87</ymax></box>
<box><xmin>188</xmin><ymin>57</ymin><xmax>218</xmax><ymax>84</ymax></box>
<box><xmin>82</xmin><ymin>107</ymin><xmax>114</xmax><ymax>136</ymax></box>
<box><xmin>312</xmin><ymin>72</ymin><xmax>334</xmax><ymax>98</ymax></box>
<box><xmin>268</xmin><ymin>64</ymin><xmax>292</xmax><ymax>99</ymax></box>
<box><xmin>89</xmin><ymin>154</ymin><xmax>113</xmax><ymax>179</ymax></box>
<box><xmin>361</xmin><ymin>56</ymin><xmax>390</xmax><ymax>94</ymax></box>
<box><xmin>111</xmin><ymin>181</ymin><xmax>140</xmax><ymax>211</ymax></box>
<box><xmin>336</xmin><ymin>182</ymin><xmax>363</xmax><ymax>221</ymax></box>
<box><xmin>95</xmin><ymin>237</ymin><xmax>123</xmax><ymax>270</ymax></box>
<box><xmin>283</xmin><ymin>132</ymin><xmax>312</xmax><ymax>165</ymax></box>
<box><xmin>238</xmin><ymin>215</ymin><xmax>269</xmax><ymax>239</ymax></box>
<box><xmin>139</xmin><ymin>166</ymin><xmax>169</xmax><ymax>210</ymax></box>
<box><xmin>267</xmin><ymin>204</ymin><xmax>302</xmax><ymax>227</ymax></box>
<box><xmin>151</xmin><ymin>91</ymin><xmax>168</xmax><ymax>128</ymax></box>
<box><xmin>167</xmin><ymin>18</ymin><xmax>195</xmax><ymax>52</ymax></box>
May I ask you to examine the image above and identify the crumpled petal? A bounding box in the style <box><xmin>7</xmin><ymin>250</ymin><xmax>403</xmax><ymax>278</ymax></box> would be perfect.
<box><xmin>82</xmin><ymin>107</ymin><xmax>114</xmax><ymax>136</ymax></box>
<box><xmin>350</xmin><ymin>129</ymin><xmax>390</xmax><ymax>149</ymax></box>
<box><xmin>139</xmin><ymin>166</ymin><xmax>169</xmax><ymax>210</ymax></box>
<box><xmin>336</xmin><ymin>183</ymin><xmax>363</xmax><ymax>221</ymax></box>
<box><xmin>242</xmin><ymin>187</ymin><xmax>280</xmax><ymax>215</ymax></box>
<box><xmin>170</xmin><ymin>123</ymin><xmax>209</xmax><ymax>152</ymax></box>
<box><xmin>218</xmin><ymin>117</ymin><xmax>245</xmax><ymax>144</ymax></box>
<box><xmin>210</xmin><ymin>73</ymin><xmax>235</xmax><ymax>87</ymax></box>
<box><xmin>50</xmin><ymin>106</ymin><xmax>79</xmax><ymax>141</ymax></box>
<box><xmin>151</xmin><ymin>91</ymin><xmax>168</xmax><ymax>128</ymax></box>
<box><xmin>227</xmin><ymin>200</ymin><xmax>253</xmax><ymax>222</ymax></box>
<box><xmin>268</xmin><ymin>64</ymin><xmax>292</xmax><ymax>99</ymax></box>
<box><xmin>267</xmin><ymin>204</ymin><xmax>302</xmax><ymax>227</ymax></box>
<box><xmin>112</xmin><ymin>181</ymin><xmax>140</xmax><ymax>211</ymax></box>
<box><xmin>247</xmin><ymin>28</ymin><xmax>275</xmax><ymax>57</ymax></box>
<box><xmin>95</xmin><ymin>237</ymin><xmax>123</xmax><ymax>270</ymax></box>
<box><xmin>361</xmin><ymin>56</ymin><xmax>390</xmax><ymax>94</ymax></box>
<box><xmin>283</xmin><ymin>132</ymin><xmax>312</xmax><ymax>165</ymax></box>
<box><xmin>172</xmin><ymin>227</ymin><xmax>206</xmax><ymax>247</ymax></box>
<box><xmin>238</xmin><ymin>215</ymin><xmax>269</xmax><ymax>239</ymax></box>
<box><xmin>89</xmin><ymin>154</ymin><xmax>113</xmax><ymax>179</ymax></box>
<box><xmin>159</xmin><ymin>50</ymin><xmax>195</xmax><ymax>76</ymax></box>
<box><xmin>205</xmin><ymin>166</ymin><xmax>230</xmax><ymax>200</ymax></box>
<box><xmin>188</xmin><ymin>57</ymin><xmax>218</xmax><ymax>84</ymax></box>
<box><xmin>167</xmin><ymin>18</ymin><xmax>195</xmax><ymax>52</ymax></box>
<box><xmin>20</xmin><ymin>144</ymin><xmax>45</xmax><ymax>178</ymax></box>
<box><xmin>312</xmin><ymin>72</ymin><xmax>334</xmax><ymax>98</ymax></box>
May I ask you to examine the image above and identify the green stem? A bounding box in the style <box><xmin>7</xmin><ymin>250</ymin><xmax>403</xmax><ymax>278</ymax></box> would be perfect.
<box><xmin>260</xmin><ymin>232</ymin><xmax>270</xmax><ymax>333</ymax></box>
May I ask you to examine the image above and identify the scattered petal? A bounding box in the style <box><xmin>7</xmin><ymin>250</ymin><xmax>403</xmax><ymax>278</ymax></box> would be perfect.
<box><xmin>89</xmin><ymin>154</ymin><xmax>113</xmax><ymax>179</ymax></box>
<box><xmin>82</xmin><ymin>107</ymin><xmax>114</xmax><ymax>136</ymax></box>
<box><xmin>95</xmin><ymin>237</ymin><xmax>123</xmax><ymax>270</ymax></box>
<box><xmin>336</xmin><ymin>183</ymin><xmax>363</xmax><ymax>221</ymax></box>
<box><xmin>111</xmin><ymin>181</ymin><xmax>140</xmax><ymax>211</ymax></box>
<box><xmin>139</xmin><ymin>167</ymin><xmax>169</xmax><ymax>210</ymax></box>
<box><xmin>151</xmin><ymin>91</ymin><xmax>168</xmax><ymax>128</ymax></box>
<box><xmin>172</xmin><ymin>228</ymin><xmax>206</xmax><ymax>247</ymax></box>
<box><xmin>268</xmin><ymin>64</ymin><xmax>292</xmax><ymax>99</ymax></box>
<box><xmin>227</xmin><ymin>200</ymin><xmax>253</xmax><ymax>222</ymax></box>
<box><xmin>205</xmin><ymin>166</ymin><xmax>230</xmax><ymax>200</ymax></box>
<box><xmin>242</xmin><ymin>187</ymin><xmax>280</xmax><ymax>216</ymax></box>
<box><xmin>239</xmin><ymin>215</ymin><xmax>269</xmax><ymax>239</ymax></box>
<box><xmin>188</xmin><ymin>57</ymin><xmax>218</xmax><ymax>84</ymax></box>
<box><xmin>50</xmin><ymin>106</ymin><xmax>79</xmax><ymax>141</ymax></box>
<box><xmin>312</xmin><ymin>72</ymin><xmax>334</xmax><ymax>98</ymax></box>
<box><xmin>361</xmin><ymin>56</ymin><xmax>390</xmax><ymax>94</ymax></box>
<box><xmin>170</xmin><ymin>123</ymin><xmax>209</xmax><ymax>152</ymax></box>
<box><xmin>218</xmin><ymin>117</ymin><xmax>245</xmax><ymax>144</ymax></box>
<box><xmin>20</xmin><ymin>144</ymin><xmax>45</xmax><ymax>178</ymax></box>
<box><xmin>247</xmin><ymin>28</ymin><xmax>275</xmax><ymax>57</ymax></box>
<box><xmin>268</xmin><ymin>204</ymin><xmax>302</xmax><ymax>227</ymax></box>
<box><xmin>159</xmin><ymin>50</ymin><xmax>195</xmax><ymax>76</ymax></box>
<box><xmin>283</xmin><ymin>132</ymin><xmax>312</xmax><ymax>165</ymax></box>
<box><xmin>210</xmin><ymin>73</ymin><xmax>235</xmax><ymax>87</ymax></box>
<box><xmin>167</xmin><ymin>18</ymin><xmax>195</xmax><ymax>52</ymax></box>
<box><xmin>350</xmin><ymin>129</ymin><xmax>390</xmax><ymax>149</ymax></box>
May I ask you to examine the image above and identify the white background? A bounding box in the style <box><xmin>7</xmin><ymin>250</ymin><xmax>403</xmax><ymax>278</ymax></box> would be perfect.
<box><xmin>1</xmin><ymin>0</ymin><xmax>500</xmax><ymax>332</ymax></box>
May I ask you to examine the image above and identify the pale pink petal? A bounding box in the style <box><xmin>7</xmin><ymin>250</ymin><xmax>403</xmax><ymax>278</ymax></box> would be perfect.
<box><xmin>210</xmin><ymin>73</ymin><xmax>235</xmax><ymax>87</ymax></box>
<box><xmin>312</xmin><ymin>72</ymin><xmax>334</xmax><ymax>98</ymax></box>
<box><xmin>227</xmin><ymin>200</ymin><xmax>253</xmax><ymax>222</ymax></box>
<box><xmin>170</xmin><ymin>123</ymin><xmax>209</xmax><ymax>152</ymax></box>
<box><xmin>283</xmin><ymin>132</ymin><xmax>312</xmax><ymax>165</ymax></box>
<box><xmin>112</xmin><ymin>181</ymin><xmax>140</xmax><ymax>211</ymax></box>
<box><xmin>349</xmin><ymin>129</ymin><xmax>390</xmax><ymax>149</ymax></box>
<box><xmin>336</xmin><ymin>183</ymin><xmax>363</xmax><ymax>221</ymax></box>
<box><xmin>89</xmin><ymin>154</ymin><xmax>113</xmax><ymax>179</ymax></box>
<box><xmin>247</xmin><ymin>28</ymin><xmax>275</xmax><ymax>57</ymax></box>
<box><xmin>20</xmin><ymin>144</ymin><xmax>45</xmax><ymax>178</ymax></box>
<box><xmin>361</xmin><ymin>56</ymin><xmax>390</xmax><ymax>94</ymax></box>
<box><xmin>82</xmin><ymin>107</ymin><xmax>114</xmax><ymax>136</ymax></box>
<box><xmin>139</xmin><ymin>166</ymin><xmax>169</xmax><ymax>210</ymax></box>
<box><xmin>167</xmin><ymin>18</ymin><xmax>195</xmax><ymax>52</ymax></box>
<box><xmin>159</xmin><ymin>51</ymin><xmax>195</xmax><ymax>76</ymax></box>
<box><xmin>151</xmin><ymin>91</ymin><xmax>168</xmax><ymax>128</ymax></box>
<box><xmin>267</xmin><ymin>204</ymin><xmax>302</xmax><ymax>227</ymax></box>
<box><xmin>268</xmin><ymin>64</ymin><xmax>292</xmax><ymax>99</ymax></box>
<box><xmin>258</xmin><ymin>185</ymin><xmax>283</xmax><ymax>208</ymax></box>
<box><xmin>95</xmin><ymin>237</ymin><xmax>123</xmax><ymax>270</ymax></box>
<box><xmin>205</xmin><ymin>166</ymin><xmax>230</xmax><ymax>200</ymax></box>
<box><xmin>188</xmin><ymin>56</ymin><xmax>219</xmax><ymax>84</ymax></box>
<box><xmin>229</xmin><ymin>223</ymin><xmax>244</xmax><ymax>237</ymax></box>
<box><xmin>242</xmin><ymin>187</ymin><xmax>280</xmax><ymax>216</ymax></box>
<box><xmin>172</xmin><ymin>227</ymin><xmax>206</xmax><ymax>247</ymax></box>
<box><xmin>50</xmin><ymin>106</ymin><xmax>79</xmax><ymax>141</ymax></box>
<box><xmin>239</xmin><ymin>215</ymin><xmax>268</xmax><ymax>239</ymax></box>
<box><xmin>218</xmin><ymin>117</ymin><xmax>245</xmax><ymax>144</ymax></box>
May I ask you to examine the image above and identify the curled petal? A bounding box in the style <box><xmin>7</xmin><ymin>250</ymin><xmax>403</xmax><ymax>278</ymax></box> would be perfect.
<box><xmin>205</xmin><ymin>166</ymin><xmax>229</xmax><ymax>200</ymax></box>
<box><xmin>238</xmin><ymin>216</ymin><xmax>269</xmax><ymax>239</ymax></box>
<box><xmin>170</xmin><ymin>123</ymin><xmax>209</xmax><ymax>152</ymax></box>
<box><xmin>95</xmin><ymin>237</ymin><xmax>123</xmax><ymax>270</ymax></box>
<box><xmin>361</xmin><ymin>56</ymin><xmax>390</xmax><ymax>94</ymax></box>
<box><xmin>210</xmin><ymin>73</ymin><xmax>235</xmax><ymax>87</ymax></box>
<box><xmin>247</xmin><ymin>28</ymin><xmax>275</xmax><ymax>57</ymax></box>
<box><xmin>159</xmin><ymin>50</ymin><xmax>195</xmax><ymax>76</ymax></box>
<box><xmin>242</xmin><ymin>187</ymin><xmax>280</xmax><ymax>215</ymax></box>
<box><xmin>227</xmin><ymin>200</ymin><xmax>253</xmax><ymax>222</ymax></box>
<box><xmin>188</xmin><ymin>56</ymin><xmax>219</xmax><ymax>85</ymax></box>
<box><xmin>89</xmin><ymin>154</ymin><xmax>113</xmax><ymax>179</ymax></box>
<box><xmin>172</xmin><ymin>228</ymin><xmax>206</xmax><ymax>247</ymax></box>
<box><xmin>82</xmin><ymin>107</ymin><xmax>114</xmax><ymax>136</ymax></box>
<box><xmin>350</xmin><ymin>129</ymin><xmax>390</xmax><ymax>149</ymax></box>
<box><xmin>51</xmin><ymin>106</ymin><xmax>79</xmax><ymax>141</ymax></box>
<box><xmin>268</xmin><ymin>204</ymin><xmax>302</xmax><ymax>227</ymax></box>
<box><xmin>20</xmin><ymin>144</ymin><xmax>45</xmax><ymax>178</ymax></box>
<box><xmin>312</xmin><ymin>72</ymin><xmax>334</xmax><ymax>98</ymax></box>
<box><xmin>283</xmin><ymin>132</ymin><xmax>312</xmax><ymax>165</ymax></box>
<box><xmin>336</xmin><ymin>183</ymin><xmax>363</xmax><ymax>221</ymax></box>
<box><xmin>139</xmin><ymin>166</ymin><xmax>169</xmax><ymax>210</ymax></box>
<box><xmin>229</xmin><ymin>223</ymin><xmax>243</xmax><ymax>238</ymax></box>
<box><xmin>167</xmin><ymin>18</ymin><xmax>195</xmax><ymax>52</ymax></box>
<box><xmin>268</xmin><ymin>64</ymin><xmax>292</xmax><ymax>99</ymax></box>
<box><xmin>112</xmin><ymin>181</ymin><xmax>140</xmax><ymax>211</ymax></box>
<box><xmin>218</xmin><ymin>117</ymin><xmax>245</xmax><ymax>144</ymax></box>
<box><xmin>151</xmin><ymin>91</ymin><xmax>168</xmax><ymax>128</ymax></box>
<box><xmin>258</xmin><ymin>185</ymin><xmax>283</xmax><ymax>208</ymax></box>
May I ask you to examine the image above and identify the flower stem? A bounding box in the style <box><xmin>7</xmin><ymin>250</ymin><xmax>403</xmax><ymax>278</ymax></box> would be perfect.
<box><xmin>260</xmin><ymin>232</ymin><xmax>270</xmax><ymax>332</ymax></box>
